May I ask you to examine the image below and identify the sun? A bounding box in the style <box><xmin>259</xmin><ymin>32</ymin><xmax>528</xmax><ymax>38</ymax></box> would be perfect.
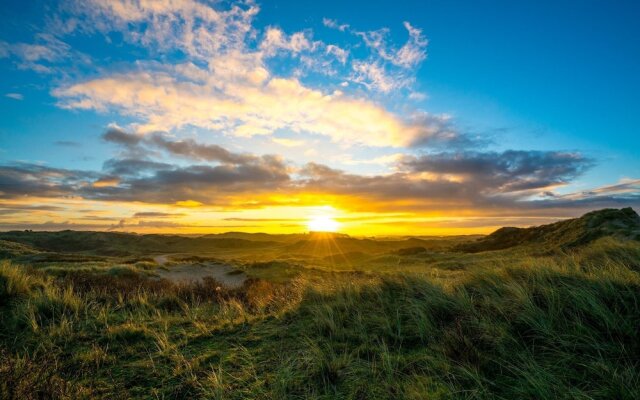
<box><xmin>307</xmin><ymin>215</ymin><xmax>340</xmax><ymax>232</ymax></box>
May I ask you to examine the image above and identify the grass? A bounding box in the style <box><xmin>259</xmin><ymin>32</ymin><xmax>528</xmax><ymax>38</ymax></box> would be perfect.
<box><xmin>1</xmin><ymin>238</ymin><xmax>640</xmax><ymax>399</ymax></box>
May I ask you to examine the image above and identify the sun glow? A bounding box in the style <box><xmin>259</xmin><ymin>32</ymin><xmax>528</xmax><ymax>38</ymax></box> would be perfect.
<box><xmin>307</xmin><ymin>215</ymin><xmax>340</xmax><ymax>232</ymax></box>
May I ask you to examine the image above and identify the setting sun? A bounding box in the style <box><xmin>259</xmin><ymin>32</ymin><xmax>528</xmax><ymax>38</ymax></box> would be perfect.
<box><xmin>307</xmin><ymin>215</ymin><xmax>340</xmax><ymax>232</ymax></box>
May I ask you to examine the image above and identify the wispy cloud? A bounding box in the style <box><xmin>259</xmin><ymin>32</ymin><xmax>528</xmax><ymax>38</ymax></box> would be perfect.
<box><xmin>0</xmin><ymin>33</ymin><xmax>89</xmax><ymax>74</ymax></box>
<box><xmin>323</xmin><ymin>18</ymin><xmax>349</xmax><ymax>32</ymax></box>
<box><xmin>4</xmin><ymin>93</ymin><xmax>23</xmax><ymax>100</ymax></box>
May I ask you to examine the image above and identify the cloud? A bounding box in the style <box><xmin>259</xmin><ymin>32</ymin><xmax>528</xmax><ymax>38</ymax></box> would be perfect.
<box><xmin>406</xmin><ymin>112</ymin><xmax>490</xmax><ymax>149</ymax></box>
<box><xmin>147</xmin><ymin>133</ymin><xmax>257</xmax><ymax>164</ymax></box>
<box><xmin>0</xmin><ymin>143</ymin><xmax>636</xmax><ymax>217</ymax></box>
<box><xmin>103</xmin><ymin>127</ymin><xmax>142</xmax><ymax>146</ymax></box>
<box><xmin>272</xmin><ymin>138</ymin><xmax>305</xmax><ymax>147</ymax></box>
<box><xmin>102</xmin><ymin>159</ymin><xmax>172</xmax><ymax>176</ymax></box>
<box><xmin>532</xmin><ymin>179</ymin><xmax>640</xmax><ymax>210</ymax></box>
<box><xmin>408</xmin><ymin>91</ymin><xmax>427</xmax><ymax>101</ymax></box>
<box><xmin>574</xmin><ymin>178</ymin><xmax>640</xmax><ymax>198</ymax></box>
<box><xmin>5</xmin><ymin>93</ymin><xmax>23</xmax><ymax>100</ymax></box>
<box><xmin>325</xmin><ymin>44</ymin><xmax>348</xmax><ymax>64</ymax></box>
<box><xmin>132</xmin><ymin>212</ymin><xmax>185</xmax><ymax>218</ymax></box>
<box><xmin>343</xmin><ymin>153</ymin><xmax>405</xmax><ymax>166</ymax></box>
<box><xmin>65</xmin><ymin>0</ymin><xmax>259</xmax><ymax>61</ymax></box>
<box><xmin>46</xmin><ymin>0</ymin><xmax>436</xmax><ymax>148</ymax></box>
<box><xmin>260</xmin><ymin>27</ymin><xmax>315</xmax><ymax>56</ymax></box>
<box><xmin>87</xmin><ymin>133</ymin><xmax>293</xmax><ymax>203</ymax></box>
<box><xmin>102</xmin><ymin>125</ymin><xmax>258</xmax><ymax>164</ymax></box>
<box><xmin>174</xmin><ymin>200</ymin><xmax>203</xmax><ymax>208</ymax></box>
<box><xmin>348</xmin><ymin>22</ymin><xmax>428</xmax><ymax>92</ymax></box>
<box><xmin>356</xmin><ymin>22</ymin><xmax>427</xmax><ymax>68</ymax></box>
<box><xmin>56</xmin><ymin>71</ymin><xmax>435</xmax><ymax>147</ymax></box>
<box><xmin>0</xmin><ymin>220</ymin><xmax>112</xmax><ymax>231</ymax></box>
<box><xmin>401</xmin><ymin>150</ymin><xmax>594</xmax><ymax>194</ymax></box>
<box><xmin>92</xmin><ymin>177</ymin><xmax>120</xmax><ymax>187</ymax></box>
<box><xmin>396</xmin><ymin>22</ymin><xmax>428</xmax><ymax>68</ymax></box>
<box><xmin>292</xmin><ymin>150</ymin><xmax>601</xmax><ymax>211</ymax></box>
<box><xmin>0</xmin><ymin>155</ymin><xmax>288</xmax><ymax>206</ymax></box>
<box><xmin>323</xmin><ymin>18</ymin><xmax>349</xmax><ymax>32</ymax></box>
<box><xmin>0</xmin><ymin>204</ymin><xmax>66</xmax><ymax>216</ymax></box>
<box><xmin>0</xmin><ymin>133</ymin><xmax>594</xmax><ymax>207</ymax></box>
<box><xmin>0</xmin><ymin>33</ymin><xmax>89</xmax><ymax>74</ymax></box>
<box><xmin>351</xmin><ymin>60</ymin><xmax>412</xmax><ymax>93</ymax></box>
<box><xmin>0</xmin><ymin>162</ymin><xmax>98</xmax><ymax>199</ymax></box>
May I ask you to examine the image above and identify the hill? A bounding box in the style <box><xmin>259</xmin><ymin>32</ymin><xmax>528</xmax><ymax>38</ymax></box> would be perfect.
<box><xmin>0</xmin><ymin>240</ymin><xmax>40</xmax><ymax>258</ymax></box>
<box><xmin>0</xmin><ymin>230</ymin><xmax>464</xmax><ymax>260</ymax></box>
<box><xmin>0</xmin><ymin>230</ymin><xmax>278</xmax><ymax>257</ymax></box>
<box><xmin>457</xmin><ymin>207</ymin><xmax>640</xmax><ymax>253</ymax></box>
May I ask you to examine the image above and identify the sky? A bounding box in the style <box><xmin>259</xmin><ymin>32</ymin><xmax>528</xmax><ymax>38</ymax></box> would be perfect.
<box><xmin>0</xmin><ymin>0</ymin><xmax>639</xmax><ymax>235</ymax></box>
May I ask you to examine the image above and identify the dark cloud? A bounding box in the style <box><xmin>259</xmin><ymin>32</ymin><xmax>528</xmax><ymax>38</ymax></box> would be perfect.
<box><xmin>107</xmin><ymin>219</ymin><xmax>187</xmax><ymax>230</ymax></box>
<box><xmin>1</xmin><ymin>133</ymin><xmax>292</xmax><ymax>205</ymax></box>
<box><xmin>2</xmin><ymin>133</ymin><xmax>637</xmax><ymax>216</ymax></box>
<box><xmin>102</xmin><ymin>127</ymin><xmax>257</xmax><ymax>165</ymax></box>
<box><xmin>133</xmin><ymin>212</ymin><xmax>186</xmax><ymax>218</ymax></box>
<box><xmin>293</xmin><ymin>150</ymin><xmax>638</xmax><ymax>213</ymax></box>
<box><xmin>102</xmin><ymin>127</ymin><xmax>142</xmax><ymax>146</ymax></box>
<box><xmin>401</xmin><ymin>150</ymin><xmax>594</xmax><ymax>193</ymax></box>
<box><xmin>76</xmin><ymin>215</ymin><xmax>118</xmax><ymax>221</ymax></box>
<box><xmin>148</xmin><ymin>134</ymin><xmax>256</xmax><ymax>164</ymax></box>
<box><xmin>84</xmin><ymin>154</ymin><xmax>290</xmax><ymax>203</ymax></box>
<box><xmin>298</xmin><ymin>162</ymin><xmax>471</xmax><ymax>203</ymax></box>
<box><xmin>0</xmin><ymin>204</ymin><xmax>65</xmax><ymax>212</ymax></box>
<box><xmin>103</xmin><ymin>159</ymin><xmax>173</xmax><ymax>176</ymax></box>
<box><xmin>0</xmin><ymin>220</ymin><xmax>110</xmax><ymax>231</ymax></box>
<box><xmin>97</xmin><ymin>127</ymin><xmax>292</xmax><ymax>203</ymax></box>
<box><xmin>0</xmin><ymin>163</ymin><xmax>97</xmax><ymax>198</ymax></box>
<box><xmin>407</xmin><ymin>113</ymin><xmax>492</xmax><ymax>149</ymax></box>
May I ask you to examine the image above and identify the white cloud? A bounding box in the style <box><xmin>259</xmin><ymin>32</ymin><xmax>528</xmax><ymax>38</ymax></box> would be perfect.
<box><xmin>395</xmin><ymin>22</ymin><xmax>428</xmax><ymax>68</ymax></box>
<box><xmin>322</xmin><ymin>18</ymin><xmax>349</xmax><ymax>32</ymax></box>
<box><xmin>49</xmin><ymin>0</ymin><xmax>438</xmax><ymax>148</ymax></box>
<box><xmin>272</xmin><ymin>138</ymin><xmax>305</xmax><ymax>147</ymax></box>
<box><xmin>355</xmin><ymin>22</ymin><xmax>427</xmax><ymax>69</ymax></box>
<box><xmin>343</xmin><ymin>153</ymin><xmax>406</xmax><ymax>165</ymax></box>
<box><xmin>40</xmin><ymin>1</ymin><xmax>440</xmax><ymax>148</ymax></box>
<box><xmin>0</xmin><ymin>34</ymin><xmax>86</xmax><ymax>74</ymax></box>
<box><xmin>348</xmin><ymin>21</ymin><xmax>428</xmax><ymax>92</ymax></box>
<box><xmin>409</xmin><ymin>91</ymin><xmax>427</xmax><ymax>101</ymax></box>
<box><xmin>66</xmin><ymin>0</ymin><xmax>259</xmax><ymax>61</ymax></box>
<box><xmin>260</xmin><ymin>27</ymin><xmax>315</xmax><ymax>56</ymax></box>
<box><xmin>326</xmin><ymin>44</ymin><xmax>348</xmax><ymax>64</ymax></box>
<box><xmin>55</xmin><ymin>70</ymin><xmax>423</xmax><ymax>147</ymax></box>
<box><xmin>351</xmin><ymin>60</ymin><xmax>412</xmax><ymax>93</ymax></box>
<box><xmin>5</xmin><ymin>93</ymin><xmax>24</xmax><ymax>100</ymax></box>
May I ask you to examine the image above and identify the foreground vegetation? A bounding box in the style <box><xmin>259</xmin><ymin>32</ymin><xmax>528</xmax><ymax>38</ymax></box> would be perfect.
<box><xmin>1</xmin><ymin>234</ymin><xmax>639</xmax><ymax>399</ymax></box>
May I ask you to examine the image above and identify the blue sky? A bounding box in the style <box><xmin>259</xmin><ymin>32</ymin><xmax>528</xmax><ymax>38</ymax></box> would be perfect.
<box><xmin>0</xmin><ymin>0</ymin><xmax>638</xmax><ymax>234</ymax></box>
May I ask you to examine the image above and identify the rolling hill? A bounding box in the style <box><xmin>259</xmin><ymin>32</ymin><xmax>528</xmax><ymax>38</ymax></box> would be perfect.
<box><xmin>457</xmin><ymin>207</ymin><xmax>640</xmax><ymax>253</ymax></box>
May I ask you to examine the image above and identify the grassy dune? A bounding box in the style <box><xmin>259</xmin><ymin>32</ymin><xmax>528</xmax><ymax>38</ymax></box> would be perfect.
<box><xmin>1</xmin><ymin>236</ymin><xmax>639</xmax><ymax>399</ymax></box>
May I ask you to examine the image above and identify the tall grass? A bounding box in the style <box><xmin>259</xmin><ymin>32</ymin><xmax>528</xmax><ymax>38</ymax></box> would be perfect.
<box><xmin>1</xmin><ymin>241</ymin><xmax>639</xmax><ymax>399</ymax></box>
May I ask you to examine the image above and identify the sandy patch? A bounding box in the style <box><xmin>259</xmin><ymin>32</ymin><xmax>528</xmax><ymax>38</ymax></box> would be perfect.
<box><xmin>155</xmin><ymin>260</ymin><xmax>246</xmax><ymax>288</ymax></box>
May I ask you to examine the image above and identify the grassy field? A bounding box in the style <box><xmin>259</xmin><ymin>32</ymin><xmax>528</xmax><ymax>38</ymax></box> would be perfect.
<box><xmin>1</xmin><ymin>209</ymin><xmax>640</xmax><ymax>399</ymax></box>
